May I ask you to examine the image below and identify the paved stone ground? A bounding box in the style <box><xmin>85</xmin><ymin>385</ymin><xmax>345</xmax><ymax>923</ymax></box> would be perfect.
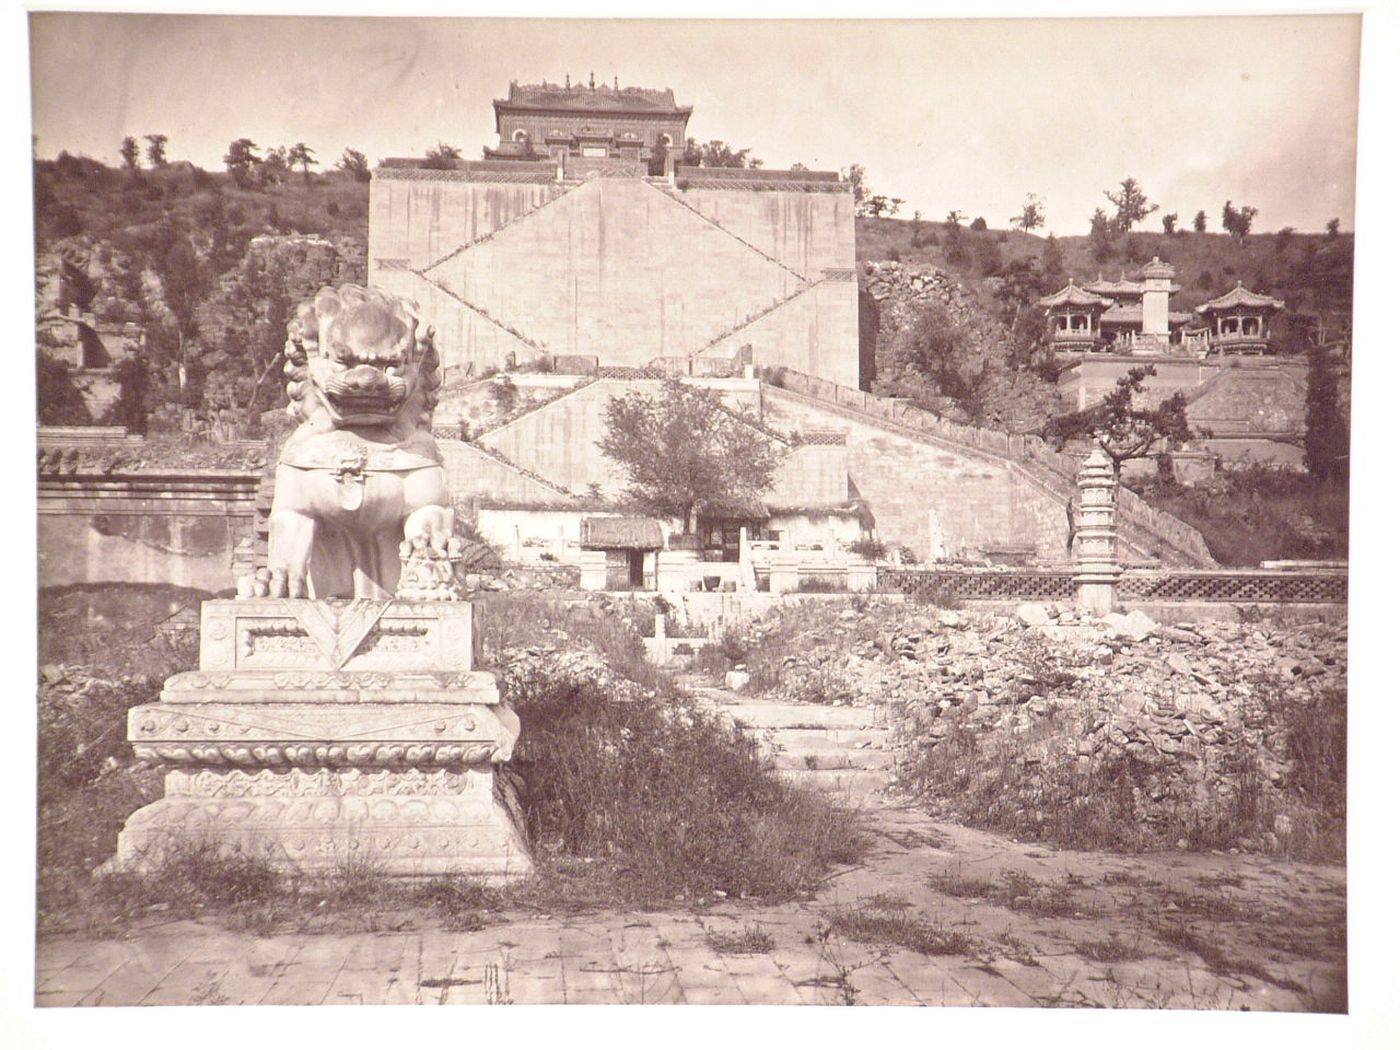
<box><xmin>35</xmin><ymin>800</ymin><xmax>1345</xmax><ymax>1009</ymax></box>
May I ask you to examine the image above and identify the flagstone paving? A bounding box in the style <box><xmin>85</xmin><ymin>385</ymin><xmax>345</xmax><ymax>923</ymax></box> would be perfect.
<box><xmin>34</xmin><ymin>799</ymin><xmax>1346</xmax><ymax>1009</ymax></box>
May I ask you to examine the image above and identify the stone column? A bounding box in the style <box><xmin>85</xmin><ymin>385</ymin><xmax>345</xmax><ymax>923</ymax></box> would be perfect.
<box><xmin>769</xmin><ymin>554</ymin><xmax>800</xmax><ymax>595</ymax></box>
<box><xmin>578</xmin><ymin>549</ymin><xmax>609</xmax><ymax>590</ymax></box>
<box><xmin>656</xmin><ymin>547</ymin><xmax>700</xmax><ymax>592</ymax></box>
<box><xmin>847</xmin><ymin>562</ymin><xmax>878</xmax><ymax>592</ymax></box>
<box><xmin>1075</xmin><ymin>444</ymin><xmax>1120</xmax><ymax>616</ymax></box>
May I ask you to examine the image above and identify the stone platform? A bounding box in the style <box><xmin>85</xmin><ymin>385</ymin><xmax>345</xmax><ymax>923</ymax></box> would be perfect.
<box><xmin>105</xmin><ymin>599</ymin><xmax>532</xmax><ymax>881</ymax></box>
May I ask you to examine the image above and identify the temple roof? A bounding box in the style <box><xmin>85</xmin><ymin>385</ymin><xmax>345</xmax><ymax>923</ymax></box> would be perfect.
<box><xmin>1038</xmin><ymin>282</ymin><xmax>1113</xmax><ymax>308</ymax></box>
<box><xmin>1083</xmin><ymin>275</ymin><xmax>1144</xmax><ymax>297</ymax></box>
<box><xmin>1195</xmin><ymin>282</ymin><xmax>1286</xmax><ymax>313</ymax></box>
<box><xmin>496</xmin><ymin>81</ymin><xmax>692</xmax><ymax>116</ymax></box>
<box><xmin>1100</xmin><ymin>303</ymin><xmax>1142</xmax><ymax>324</ymax></box>
<box><xmin>1099</xmin><ymin>304</ymin><xmax>1195</xmax><ymax>326</ymax></box>
<box><xmin>579</xmin><ymin>515</ymin><xmax>665</xmax><ymax>550</ymax></box>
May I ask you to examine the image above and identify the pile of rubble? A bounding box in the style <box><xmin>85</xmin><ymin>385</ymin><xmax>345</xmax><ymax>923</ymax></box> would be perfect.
<box><xmin>737</xmin><ymin>600</ymin><xmax>1347</xmax><ymax>857</ymax></box>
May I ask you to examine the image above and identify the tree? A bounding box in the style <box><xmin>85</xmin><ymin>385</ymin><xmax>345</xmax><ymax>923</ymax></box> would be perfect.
<box><xmin>865</xmin><ymin>194</ymin><xmax>904</xmax><ymax>218</ymax></box>
<box><xmin>1104</xmin><ymin>177</ymin><xmax>1157</xmax><ymax>232</ymax></box>
<box><xmin>259</xmin><ymin>146</ymin><xmax>290</xmax><ymax>188</ymax></box>
<box><xmin>37</xmin><ymin>353</ymin><xmax>94</xmax><ymax>425</ymax></box>
<box><xmin>944</xmin><ymin>210</ymin><xmax>965</xmax><ymax>226</ymax></box>
<box><xmin>1326</xmin><ymin>217</ymin><xmax>1341</xmax><ymax>238</ymax></box>
<box><xmin>681</xmin><ymin>139</ymin><xmax>758</xmax><ymax>169</ymax></box>
<box><xmin>1275</xmin><ymin>226</ymin><xmax>1296</xmax><ymax>253</ymax></box>
<box><xmin>1043</xmin><ymin>365</ymin><xmax>1195</xmax><ymax>478</ymax></box>
<box><xmin>842</xmin><ymin>164</ymin><xmax>868</xmax><ymax>215</ymax></box>
<box><xmin>597</xmin><ymin>377</ymin><xmax>782</xmax><ymax>536</ymax></box>
<box><xmin>144</xmin><ymin>134</ymin><xmax>168</xmax><ymax>167</ymax></box>
<box><xmin>1041</xmin><ymin>234</ymin><xmax>1066</xmax><ymax>289</ymax></box>
<box><xmin>969</xmin><ymin>216</ymin><xmax>988</xmax><ymax>232</ymax></box>
<box><xmin>224</xmin><ymin>138</ymin><xmax>260</xmax><ymax>187</ymax></box>
<box><xmin>909</xmin><ymin>209</ymin><xmax>923</xmax><ymax>246</ymax></box>
<box><xmin>287</xmin><ymin>142</ymin><xmax>318</xmax><ymax>183</ymax></box>
<box><xmin>101</xmin><ymin>356</ymin><xmax>153</xmax><ymax>434</ymax></box>
<box><xmin>152</xmin><ymin>225</ymin><xmax>207</xmax><ymax>391</ymax></box>
<box><xmin>1161</xmin><ymin>212</ymin><xmax>1178</xmax><ymax>235</ymax></box>
<box><xmin>423</xmin><ymin>142</ymin><xmax>463</xmax><ymax>170</ymax></box>
<box><xmin>1010</xmin><ymin>193</ymin><xmax>1045</xmax><ymax>232</ymax></box>
<box><xmin>1221</xmin><ymin>200</ymin><xmax>1259</xmax><ymax>245</ymax></box>
<box><xmin>337</xmin><ymin>147</ymin><xmax>372</xmax><ymax>182</ymax></box>
<box><xmin>1193</xmin><ymin>210</ymin><xmax>1208</xmax><ymax>233</ymax></box>
<box><xmin>1088</xmin><ymin>207</ymin><xmax>1114</xmax><ymax>262</ymax></box>
<box><xmin>119</xmin><ymin>136</ymin><xmax>140</xmax><ymax>171</ymax></box>
<box><xmin>1304</xmin><ymin>345</ymin><xmax>1349</xmax><ymax>482</ymax></box>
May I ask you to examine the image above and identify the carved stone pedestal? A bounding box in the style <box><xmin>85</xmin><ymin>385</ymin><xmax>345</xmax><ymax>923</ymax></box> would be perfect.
<box><xmin>104</xmin><ymin>599</ymin><xmax>532</xmax><ymax>881</ymax></box>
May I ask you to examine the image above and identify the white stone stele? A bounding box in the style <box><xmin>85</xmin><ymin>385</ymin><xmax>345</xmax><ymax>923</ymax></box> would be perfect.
<box><xmin>103</xmin><ymin>599</ymin><xmax>533</xmax><ymax>882</ymax></box>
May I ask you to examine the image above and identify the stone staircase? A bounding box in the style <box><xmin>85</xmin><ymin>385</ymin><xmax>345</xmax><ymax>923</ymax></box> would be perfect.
<box><xmin>682</xmin><ymin>677</ymin><xmax>896</xmax><ymax>803</ymax></box>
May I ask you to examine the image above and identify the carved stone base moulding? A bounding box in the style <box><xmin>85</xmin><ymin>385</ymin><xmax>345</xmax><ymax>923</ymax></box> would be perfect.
<box><xmin>104</xmin><ymin>599</ymin><xmax>534</xmax><ymax>881</ymax></box>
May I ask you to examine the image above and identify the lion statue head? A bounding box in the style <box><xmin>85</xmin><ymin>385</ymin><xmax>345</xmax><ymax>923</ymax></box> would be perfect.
<box><xmin>282</xmin><ymin>285</ymin><xmax>440</xmax><ymax>431</ymax></box>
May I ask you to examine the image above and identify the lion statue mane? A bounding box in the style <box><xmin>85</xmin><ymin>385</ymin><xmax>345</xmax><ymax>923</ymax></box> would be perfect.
<box><xmin>266</xmin><ymin>284</ymin><xmax>453</xmax><ymax>599</ymax></box>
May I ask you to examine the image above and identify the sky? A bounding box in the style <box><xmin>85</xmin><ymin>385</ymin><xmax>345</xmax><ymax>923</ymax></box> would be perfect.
<box><xmin>28</xmin><ymin>12</ymin><xmax>1360</xmax><ymax>236</ymax></box>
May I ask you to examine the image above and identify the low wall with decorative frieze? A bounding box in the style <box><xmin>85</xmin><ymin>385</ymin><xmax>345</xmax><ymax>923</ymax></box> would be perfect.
<box><xmin>38</xmin><ymin>471</ymin><xmax>261</xmax><ymax>591</ymax></box>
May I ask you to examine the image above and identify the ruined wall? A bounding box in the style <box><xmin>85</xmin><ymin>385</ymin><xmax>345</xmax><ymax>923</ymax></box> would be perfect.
<box><xmin>369</xmin><ymin>171</ymin><xmax>858</xmax><ymax>387</ymax></box>
<box><xmin>38</xmin><ymin>473</ymin><xmax>259</xmax><ymax>591</ymax></box>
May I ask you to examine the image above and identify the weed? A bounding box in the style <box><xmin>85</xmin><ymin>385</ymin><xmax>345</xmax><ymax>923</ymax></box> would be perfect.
<box><xmin>824</xmin><ymin>899</ymin><xmax>975</xmax><ymax>957</ymax></box>
<box><xmin>705</xmin><ymin>923</ymin><xmax>776</xmax><ymax>955</ymax></box>
<box><xmin>189</xmin><ymin>971</ymin><xmax>230</xmax><ymax>1006</ymax></box>
<box><xmin>503</xmin><ymin>637</ymin><xmax>868</xmax><ymax>905</ymax></box>
<box><xmin>928</xmin><ymin>865</ymin><xmax>1094</xmax><ymax>919</ymax></box>
<box><xmin>1073</xmin><ymin>935</ymin><xmax>1150</xmax><ymax>964</ymax></box>
<box><xmin>1152</xmin><ymin>920</ymin><xmax>1305</xmax><ymax>993</ymax></box>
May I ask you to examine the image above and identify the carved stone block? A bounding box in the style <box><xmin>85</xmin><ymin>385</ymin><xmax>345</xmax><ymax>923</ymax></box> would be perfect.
<box><xmin>199</xmin><ymin>598</ymin><xmax>481</xmax><ymax>673</ymax></box>
<box><xmin>106</xmin><ymin>598</ymin><xmax>533</xmax><ymax>881</ymax></box>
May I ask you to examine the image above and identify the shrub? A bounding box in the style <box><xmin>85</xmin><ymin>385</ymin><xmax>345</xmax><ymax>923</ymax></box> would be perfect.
<box><xmin>847</xmin><ymin>538</ymin><xmax>888</xmax><ymax>561</ymax></box>
<box><xmin>502</xmin><ymin>659</ymin><xmax>865</xmax><ymax>902</ymax></box>
<box><xmin>796</xmin><ymin>576</ymin><xmax>846</xmax><ymax>593</ymax></box>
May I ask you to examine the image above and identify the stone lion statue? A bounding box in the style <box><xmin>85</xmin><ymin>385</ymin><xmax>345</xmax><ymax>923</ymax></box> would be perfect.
<box><xmin>267</xmin><ymin>285</ymin><xmax>452</xmax><ymax>599</ymax></box>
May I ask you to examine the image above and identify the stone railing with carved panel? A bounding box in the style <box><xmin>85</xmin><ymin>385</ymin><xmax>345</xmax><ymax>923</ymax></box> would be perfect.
<box><xmin>1117</xmin><ymin>569</ymin><xmax>1347</xmax><ymax>605</ymax></box>
<box><xmin>877</xmin><ymin>567</ymin><xmax>1347</xmax><ymax>606</ymax></box>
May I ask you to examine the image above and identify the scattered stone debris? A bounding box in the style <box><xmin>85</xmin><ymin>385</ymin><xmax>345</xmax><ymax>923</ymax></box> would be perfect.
<box><xmin>730</xmin><ymin>601</ymin><xmax>1346</xmax><ymax>858</ymax></box>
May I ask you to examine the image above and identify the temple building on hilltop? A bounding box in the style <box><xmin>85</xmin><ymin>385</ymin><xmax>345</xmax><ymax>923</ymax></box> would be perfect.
<box><xmin>1039</xmin><ymin>257</ymin><xmax>1283</xmax><ymax>357</ymax></box>
<box><xmin>1194</xmin><ymin>282</ymin><xmax>1287</xmax><ymax>356</ymax></box>
<box><xmin>483</xmin><ymin>76</ymin><xmax>691</xmax><ymax>177</ymax></box>
<box><xmin>369</xmin><ymin>77</ymin><xmax>858</xmax><ymax>388</ymax></box>
<box><xmin>1043</xmin><ymin>258</ymin><xmax>1304</xmax><ymax>468</ymax></box>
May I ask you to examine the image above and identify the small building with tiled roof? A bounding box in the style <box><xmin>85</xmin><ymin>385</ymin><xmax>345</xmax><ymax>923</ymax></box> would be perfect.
<box><xmin>1195</xmin><ymin>282</ymin><xmax>1287</xmax><ymax>355</ymax></box>
<box><xmin>484</xmin><ymin>76</ymin><xmax>692</xmax><ymax>176</ymax></box>
<box><xmin>1037</xmin><ymin>282</ymin><xmax>1113</xmax><ymax>350</ymax></box>
<box><xmin>1045</xmin><ymin>257</ymin><xmax>1283</xmax><ymax>358</ymax></box>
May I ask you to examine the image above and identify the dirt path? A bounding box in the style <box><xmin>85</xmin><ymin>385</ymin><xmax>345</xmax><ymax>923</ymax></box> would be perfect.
<box><xmin>35</xmin><ymin>797</ymin><xmax>1345</xmax><ymax>1009</ymax></box>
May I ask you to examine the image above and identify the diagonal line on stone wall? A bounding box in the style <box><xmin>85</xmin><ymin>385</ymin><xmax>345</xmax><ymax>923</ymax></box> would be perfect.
<box><xmin>419</xmin><ymin>180</ymin><xmax>582</xmax><ymax>275</ymax></box>
<box><xmin>461</xmin><ymin>439</ymin><xmax>575</xmax><ymax>497</ymax></box>
<box><xmin>395</xmin><ymin>267</ymin><xmax>550</xmax><ymax>353</ymax></box>
<box><xmin>689</xmin><ymin>280</ymin><xmax>824</xmax><ymax>360</ymax></box>
<box><xmin>641</xmin><ymin>180</ymin><xmax>810</xmax><ymax>282</ymax></box>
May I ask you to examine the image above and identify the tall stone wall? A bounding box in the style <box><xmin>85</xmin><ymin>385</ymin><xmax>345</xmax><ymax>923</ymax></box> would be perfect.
<box><xmin>369</xmin><ymin>171</ymin><xmax>858</xmax><ymax>387</ymax></box>
<box><xmin>761</xmin><ymin>388</ymin><xmax>1068</xmax><ymax>562</ymax></box>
